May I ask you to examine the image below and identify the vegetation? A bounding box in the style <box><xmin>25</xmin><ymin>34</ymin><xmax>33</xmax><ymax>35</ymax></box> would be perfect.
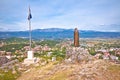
<box><xmin>52</xmin><ymin>48</ymin><xmax>66</xmax><ymax>58</ymax></box>
<box><xmin>0</xmin><ymin>69</ymin><xmax>20</xmax><ymax>80</ymax></box>
<box><xmin>48</xmin><ymin>69</ymin><xmax>72</xmax><ymax>80</ymax></box>
<box><xmin>0</xmin><ymin>37</ymin><xmax>28</xmax><ymax>44</ymax></box>
<box><xmin>34</xmin><ymin>47</ymin><xmax>66</xmax><ymax>62</ymax></box>
<box><xmin>0</xmin><ymin>44</ymin><xmax>28</xmax><ymax>52</ymax></box>
<box><xmin>36</xmin><ymin>40</ymin><xmax>60</xmax><ymax>47</ymax></box>
<box><xmin>88</xmin><ymin>48</ymin><xmax>96</xmax><ymax>55</ymax></box>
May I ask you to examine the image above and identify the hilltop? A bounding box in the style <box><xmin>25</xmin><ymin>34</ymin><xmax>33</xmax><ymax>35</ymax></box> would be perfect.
<box><xmin>17</xmin><ymin>59</ymin><xmax>120</xmax><ymax>80</ymax></box>
<box><xmin>17</xmin><ymin>46</ymin><xmax>120</xmax><ymax>80</ymax></box>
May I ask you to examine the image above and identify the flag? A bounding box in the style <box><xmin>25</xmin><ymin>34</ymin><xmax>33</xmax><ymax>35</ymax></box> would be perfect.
<box><xmin>28</xmin><ymin>7</ymin><xmax>32</xmax><ymax>20</ymax></box>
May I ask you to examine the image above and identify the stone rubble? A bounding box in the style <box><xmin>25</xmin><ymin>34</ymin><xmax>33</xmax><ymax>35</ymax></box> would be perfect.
<box><xmin>69</xmin><ymin>60</ymin><xmax>111</xmax><ymax>80</ymax></box>
<box><xmin>66</xmin><ymin>47</ymin><xmax>93</xmax><ymax>64</ymax></box>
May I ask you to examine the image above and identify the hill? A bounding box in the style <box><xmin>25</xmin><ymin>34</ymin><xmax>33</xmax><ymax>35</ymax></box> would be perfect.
<box><xmin>17</xmin><ymin>60</ymin><xmax>120</xmax><ymax>80</ymax></box>
<box><xmin>0</xmin><ymin>28</ymin><xmax>120</xmax><ymax>39</ymax></box>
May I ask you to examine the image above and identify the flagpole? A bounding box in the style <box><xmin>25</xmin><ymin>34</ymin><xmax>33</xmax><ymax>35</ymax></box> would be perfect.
<box><xmin>28</xmin><ymin>6</ymin><xmax>32</xmax><ymax>51</ymax></box>
<box><xmin>29</xmin><ymin>19</ymin><xmax>31</xmax><ymax>51</ymax></box>
<box><xmin>27</xmin><ymin>6</ymin><xmax>34</xmax><ymax>60</ymax></box>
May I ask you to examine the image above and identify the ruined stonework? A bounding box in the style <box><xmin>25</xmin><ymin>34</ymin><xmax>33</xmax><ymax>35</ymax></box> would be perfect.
<box><xmin>65</xmin><ymin>47</ymin><xmax>93</xmax><ymax>64</ymax></box>
<box><xmin>74</xmin><ymin>28</ymin><xmax>79</xmax><ymax>47</ymax></box>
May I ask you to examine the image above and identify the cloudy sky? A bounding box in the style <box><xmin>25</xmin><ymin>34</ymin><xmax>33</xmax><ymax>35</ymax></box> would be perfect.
<box><xmin>0</xmin><ymin>0</ymin><xmax>120</xmax><ymax>31</ymax></box>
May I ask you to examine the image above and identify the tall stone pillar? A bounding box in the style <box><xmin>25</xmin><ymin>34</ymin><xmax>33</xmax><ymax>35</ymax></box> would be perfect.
<box><xmin>74</xmin><ymin>28</ymin><xmax>79</xmax><ymax>47</ymax></box>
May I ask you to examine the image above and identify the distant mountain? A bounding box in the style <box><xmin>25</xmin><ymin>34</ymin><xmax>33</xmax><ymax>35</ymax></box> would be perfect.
<box><xmin>33</xmin><ymin>28</ymin><xmax>66</xmax><ymax>32</ymax></box>
<box><xmin>0</xmin><ymin>28</ymin><xmax>120</xmax><ymax>39</ymax></box>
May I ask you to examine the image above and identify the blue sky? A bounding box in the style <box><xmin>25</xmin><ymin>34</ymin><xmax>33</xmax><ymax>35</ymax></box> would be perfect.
<box><xmin>0</xmin><ymin>0</ymin><xmax>120</xmax><ymax>31</ymax></box>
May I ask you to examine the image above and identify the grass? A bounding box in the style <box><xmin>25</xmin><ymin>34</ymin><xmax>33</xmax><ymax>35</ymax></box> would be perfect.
<box><xmin>17</xmin><ymin>61</ymin><xmax>73</xmax><ymax>80</ymax></box>
<box><xmin>106</xmin><ymin>64</ymin><xmax>120</xmax><ymax>80</ymax></box>
<box><xmin>47</xmin><ymin>68</ymin><xmax>72</xmax><ymax>80</ymax></box>
<box><xmin>108</xmin><ymin>65</ymin><xmax>120</xmax><ymax>71</ymax></box>
<box><xmin>0</xmin><ymin>69</ymin><xmax>19</xmax><ymax>80</ymax></box>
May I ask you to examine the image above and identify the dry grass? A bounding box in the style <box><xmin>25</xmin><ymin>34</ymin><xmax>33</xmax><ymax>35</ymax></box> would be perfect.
<box><xmin>17</xmin><ymin>61</ymin><xmax>120</xmax><ymax>80</ymax></box>
<box><xmin>17</xmin><ymin>62</ymin><xmax>56</xmax><ymax>80</ymax></box>
<box><xmin>47</xmin><ymin>69</ymin><xmax>72</xmax><ymax>80</ymax></box>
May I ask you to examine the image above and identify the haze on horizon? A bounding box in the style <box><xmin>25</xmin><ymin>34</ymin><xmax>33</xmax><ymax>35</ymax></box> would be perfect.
<box><xmin>0</xmin><ymin>0</ymin><xmax>120</xmax><ymax>32</ymax></box>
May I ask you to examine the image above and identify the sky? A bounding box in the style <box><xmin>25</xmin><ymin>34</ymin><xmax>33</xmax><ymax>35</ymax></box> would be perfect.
<box><xmin>0</xmin><ymin>0</ymin><xmax>120</xmax><ymax>32</ymax></box>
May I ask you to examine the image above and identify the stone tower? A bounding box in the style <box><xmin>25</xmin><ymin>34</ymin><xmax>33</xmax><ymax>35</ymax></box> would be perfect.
<box><xmin>74</xmin><ymin>28</ymin><xmax>79</xmax><ymax>47</ymax></box>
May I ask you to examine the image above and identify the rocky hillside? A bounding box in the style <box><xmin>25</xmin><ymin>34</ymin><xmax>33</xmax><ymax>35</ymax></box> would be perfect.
<box><xmin>17</xmin><ymin>47</ymin><xmax>120</xmax><ymax>80</ymax></box>
<box><xmin>17</xmin><ymin>59</ymin><xmax>120</xmax><ymax>80</ymax></box>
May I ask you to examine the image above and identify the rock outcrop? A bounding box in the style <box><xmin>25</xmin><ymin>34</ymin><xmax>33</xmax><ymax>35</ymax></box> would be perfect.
<box><xmin>65</xmin><ymin>47</ymin><xmax>93</xmax><ymax>64</ymax></box>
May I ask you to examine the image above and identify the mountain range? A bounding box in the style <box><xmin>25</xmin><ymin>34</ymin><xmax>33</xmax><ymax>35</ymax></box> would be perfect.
<box><xmin>0</xmin><ymin>28</ymin><xmax>120</xmax><ymax>39</ymax></box>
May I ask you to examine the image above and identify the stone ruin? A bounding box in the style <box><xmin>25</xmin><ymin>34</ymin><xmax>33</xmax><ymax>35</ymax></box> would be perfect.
<box><xmin>65</xmin><ymin>47</ymin><xmax>93</xmax><ymax>64</ymax></box>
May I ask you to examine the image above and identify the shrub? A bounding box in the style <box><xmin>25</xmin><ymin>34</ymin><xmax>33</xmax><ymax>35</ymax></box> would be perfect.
<box><xmin>0</xmin><ymin>69</ymin><xmax>19</xmax><ymax>80</ymax></box>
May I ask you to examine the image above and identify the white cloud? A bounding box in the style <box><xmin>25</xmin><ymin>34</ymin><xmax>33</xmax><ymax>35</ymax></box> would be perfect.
<box><xmin>0</xmin><ymin>0</ymin><xmax>120</xmax><ymax>31</ymax></box>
